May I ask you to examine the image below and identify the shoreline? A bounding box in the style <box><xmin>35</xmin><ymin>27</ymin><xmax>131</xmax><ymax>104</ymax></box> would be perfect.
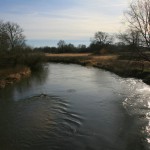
<box><xmin>0</xmin><ymin>53</ymin><xmax>149</xmax><ymax>88</ymax></box>
<box><xmin>0</xmin><ymin>66</ymin><xmax>31</xmax><ymax>88</ymax></box>
<box><xmin>46</xmin><ymin>53</ymin><xmax>150</xmax><ymax>85</ymax></box>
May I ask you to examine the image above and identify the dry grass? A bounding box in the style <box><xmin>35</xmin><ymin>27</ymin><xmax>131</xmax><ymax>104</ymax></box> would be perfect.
<box><xmin>92</xmin><ymin>55</ymin><xmax>119</xmax><ymax>61</ymax></box>
<box><xmin>0</xmin><ymin>66</ymin><xmax>30</xmax><ymax>78</ymax></box>
<box><xmin>0</xmin><ymin>66</ymin><xmax>31</xmax><ymax>88</ymax></box>
<box><xmin>46</xmin><ymin>53</ymin><xmax>119</xmax><ymax>62</ymax></box>
<box><xmin>89</xmin><ymin>55</ymin><xmax>119</xmax><ymax>65</ymax></box>
<box><xmin>46</xmin><ymin>53</ymin><xmax>150</xmax><ymax>83</ymax></box>
<box><xmin>46</xmin><ymin>53</ymin><xmax>119</xmax><ymax>66</ymax></box>
<box><xmin>46</xmin><ymin>53</ymin><xmax>150</xmax><ymax>70</ymax></box>
<box><xmin>76</xmin><ymin>55</ymin><xmax>119</xmax><ymax>66</ymax></box>
<box><xmin>45</xmin><ymin>53</ymin><xmax>91</xmax><ymax>57</ymax></box>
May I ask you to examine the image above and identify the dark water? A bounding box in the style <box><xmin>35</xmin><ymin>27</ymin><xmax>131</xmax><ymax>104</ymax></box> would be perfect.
<box><xmin>0</xmin><ymin>63</ymin><xmax>150</xmax><ymax>150</ymax></box>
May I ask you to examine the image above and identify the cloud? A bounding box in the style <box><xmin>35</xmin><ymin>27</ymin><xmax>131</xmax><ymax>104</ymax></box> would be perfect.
<box><xmin>0</xmin><ymin>0</ymin><xmax>128</xmax><ymax>41</ymax></box>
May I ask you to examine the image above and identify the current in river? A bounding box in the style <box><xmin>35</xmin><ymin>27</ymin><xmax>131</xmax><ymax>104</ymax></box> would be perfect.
<box><xmin>0</xmin><ymin>63</ymin><xmax>150</xmax><ymax>150</ymax></box>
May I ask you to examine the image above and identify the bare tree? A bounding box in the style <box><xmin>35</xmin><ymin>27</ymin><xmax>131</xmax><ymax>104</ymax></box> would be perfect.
<box><xmin>117</xmin><ymin>29</ymin><xmax>141</xmax><ymax>48</ymax></box>
<box><xmin>92</xmin><ymin>31</ymin><xmax>112</xmax><ymax>46</ymax></box>
<box><xmin>89</xmin><ymin>31</ymin><xmax>113</xmax><ymax>53</ymax></box>
<box><xmin>125</xmin><ymin>0</ymin><xmax>150</xmax><ymax>61</ymax></box>
<box><xmin>4</xmin><ymin>22</ymin><xmax>25</xmax><ymax>50</ymax></box>
<box><xmin>0</xmin><ymin>20</ymin><xmax>8</xmax><ymax>50</ymax></box>
<box><xmin>57</xmin><ymin>40</ymin><xmax>66</xmax><ymax>49</ymax></box>
<box><xmin>78</xmin><ymin>44</ymin><xmax>86</xmax><ymax>49</ymax></box>
<box><xmin>57</xmin><ymin>40</ymin><xmax>66</xmax><ymax>53</ymax></box>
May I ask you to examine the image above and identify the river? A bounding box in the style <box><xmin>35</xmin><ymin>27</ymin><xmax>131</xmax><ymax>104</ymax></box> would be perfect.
<box><xmin>0</xmin><ymin>63</ymin><xmax>150</xmax><ymax>150</ymax></box>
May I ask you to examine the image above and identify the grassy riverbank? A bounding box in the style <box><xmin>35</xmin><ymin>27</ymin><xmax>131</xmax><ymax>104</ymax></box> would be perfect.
<box><xmin>46</xmin><ymin>53</ymin><xmax>150</xmax><ymax>85</ymax></box>
<box><xmin>1</xmin><ymin>52</ymin><xmax>149</xmax><ymax>88</ymax></box>
<box><xmin>0</xmin><ymin>51</ymin><xmax>45</xmax><ymax>88</ymax></box>
<box><xmin>0</xmin><ymin>66</ymin><xmax>31</xmax><ymax>88</ymax></box>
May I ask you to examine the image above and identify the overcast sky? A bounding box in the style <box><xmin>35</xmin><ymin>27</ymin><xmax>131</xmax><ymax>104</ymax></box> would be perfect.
<box><xmin>0</xmin><ymin>0</ymin><xmax>129</xmax><ymax>47</ymax></box>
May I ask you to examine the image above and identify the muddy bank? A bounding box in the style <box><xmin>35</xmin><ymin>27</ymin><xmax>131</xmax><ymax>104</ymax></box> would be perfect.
<box><xmin>0</xmin><ymin>66</ymin><xmax>31</xmax><ymax>88</ymax></box>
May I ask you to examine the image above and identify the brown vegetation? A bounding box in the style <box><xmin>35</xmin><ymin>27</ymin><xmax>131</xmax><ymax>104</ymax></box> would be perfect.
<box><xmin>46</xmin><ymin>53</ymin><xmax>150</xmax><ymax>84</ymax></box>
<box><xmin>0</xmin><ymin>66</ymin><xmax>31</xmax><ymax>88</ymax></box>
<box><xmin>0</xmin><ymin>51</ymin><xmax>45</xmax><ymax>88</ymax></box>
<box><xmin>45</xmin><ymin>53</ymin><xmax>91</xmax><ymax>57</ymax></box>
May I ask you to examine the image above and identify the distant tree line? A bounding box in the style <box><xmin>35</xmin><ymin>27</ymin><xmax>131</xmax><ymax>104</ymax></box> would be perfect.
<box><xmin>1</xmin><ymin>0</ymin><xmax>150</xmax><ymax>62</ymax></box>
<box><xmin>0</xmin><ymin>20</ymin><xmax>148</xmax><ymax>59</ymax></box>
<box><xmin>34</xmin><ymin>40</ymin><xmax>88</xmax><ymax>53</ymax></box>
<box><xmin>34</xmin><ymin>31</ymin><xmax>135</xmax><ymax>54</ymax></box>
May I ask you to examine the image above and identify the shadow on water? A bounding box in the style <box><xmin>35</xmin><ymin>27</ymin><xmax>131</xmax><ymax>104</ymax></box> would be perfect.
<box><xmin>0</xmin><ymin>64</ymin><xmax>49</xmax><ymax>102</ymax></box>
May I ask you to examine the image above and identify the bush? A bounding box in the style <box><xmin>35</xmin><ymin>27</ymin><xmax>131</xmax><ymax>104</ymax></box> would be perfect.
<box><xmin>0</xmin><ymin>49</ymin><xmax>46</xmax><ymax>70</ymax></box>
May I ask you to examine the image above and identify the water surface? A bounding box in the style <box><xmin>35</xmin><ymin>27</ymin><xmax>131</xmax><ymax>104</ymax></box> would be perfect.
<box><xmin>0</xmin><ymin>63</ymin><xmax>150</xmax><ymax>150</ymax></box>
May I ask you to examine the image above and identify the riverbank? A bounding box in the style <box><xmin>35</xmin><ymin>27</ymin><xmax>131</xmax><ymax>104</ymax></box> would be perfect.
<box><xmin>46</xmin><ymin>53</ymin><xmax>150</xmax><ymax>85</ymax></box>
<box><xmin>0</xmin><ymin>51</ymin><xmax>46</xmax><ymax>88</ymax></box>
<box><xmin>0</xmin><ymin>66</ymin><xmax>31</xmax><ymax>88</ymax></box>
<box><xmin>1</xmin><ymin>52</ymin><xmax>149</xmax><ymax>88</ymax></box>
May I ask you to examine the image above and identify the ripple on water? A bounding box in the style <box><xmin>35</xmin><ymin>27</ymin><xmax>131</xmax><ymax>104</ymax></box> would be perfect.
<box><xmin>0</xmin><ymin>94</ymin><xmax>84</xmax><ymax>150</ymax></box>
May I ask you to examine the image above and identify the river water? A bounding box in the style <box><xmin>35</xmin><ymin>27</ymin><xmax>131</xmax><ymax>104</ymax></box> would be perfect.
<box><xmin>0</xmin><ymin>63</ymin><xmax>150</xmax><ymax>150</ymax></box>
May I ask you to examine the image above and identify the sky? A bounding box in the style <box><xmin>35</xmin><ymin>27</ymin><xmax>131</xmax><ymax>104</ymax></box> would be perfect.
<box><xmin>0</xmin><ymin>0</ymin><xmax>129</xmax><ymax>47</ymax></box>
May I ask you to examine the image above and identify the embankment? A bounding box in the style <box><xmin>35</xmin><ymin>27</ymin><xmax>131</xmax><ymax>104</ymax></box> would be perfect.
<box><xmin>0</xmin><ymin>66</ymin><xmax>31</xmax><ymax>88</ymax></box>
<box><xmin>46</xmin><ymin>53</ymin><xmax>150</xmax><ymax>85</ymax></box>
<box><xmin>0</xmin><ymin>52</ymin><xmax>45</xmax><ymax>88</ymax></box>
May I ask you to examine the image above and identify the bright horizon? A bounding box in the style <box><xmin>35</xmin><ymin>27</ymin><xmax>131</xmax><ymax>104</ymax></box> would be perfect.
<box><xmin>0</xmin><ymin>0</ymin><xmax>129</xmax><ymax>47</ymax></box>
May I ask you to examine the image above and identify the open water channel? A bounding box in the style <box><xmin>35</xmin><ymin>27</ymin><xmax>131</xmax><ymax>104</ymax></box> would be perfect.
<box><xmin>0</xmin><ymin>63</ymin><xmax>150</xmax><ymax>150</ymax></box>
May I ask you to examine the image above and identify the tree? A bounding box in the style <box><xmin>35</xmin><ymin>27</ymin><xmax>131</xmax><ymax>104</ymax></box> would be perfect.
<box><xmin>57</xmin><ymin>40</ymin><xmax>66</xmax><ymax>49</ymax></box>
<box><xmin>4</xmin><ymin>22</ymin><xmax>25</xmax><ymax>50</ymax></box>
<box><xmin>125</xmin><ymin>0</ymin><xmax>150</xmax><ymax>61</ymax></box>
<box><xmin>90</xmin><ymin>31</ymin><xmax>113</xmax><ymax>53</ymax></box>
<box><xmin>117</xmin><ymin>29</ymin><xmax>141</xmax><ymax>48</ymax></box>
<box><xmin>78</xmin><ymin>44</ymin><xmax>86</xmax><ymax>49</ymax></box>
<box><xmin>57</xmin><ymin>40</ymin><xmax>66</xmax><ymax>53</ymax></box>
<box><xmin>92</xmin><ymin>31</ymin><xmax>112</xmax><ymax>46</ymax></box>
<box><xmin>0</xmin><ymin>20</ymin><xmax>8</xmax><ymax>51</ymax></box>
<box><xmin>66</xmin><ymin>43</ymin><xmax>76</xmax><ymax>52</ymax></box>
<box><xmin>77</xmin><ymin>44</ymin><xmax>86</xmax><ymax>52</ymax></box>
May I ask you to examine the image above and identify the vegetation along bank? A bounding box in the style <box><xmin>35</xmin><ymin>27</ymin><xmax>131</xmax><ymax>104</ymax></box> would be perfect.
<box><xmin>46</xmin><ymin>53</ymin><xmax>150</xmax><ymax>85</ymax></box>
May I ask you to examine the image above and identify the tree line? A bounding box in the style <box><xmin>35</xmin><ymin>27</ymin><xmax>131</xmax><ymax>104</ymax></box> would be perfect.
<box><xmin>34</xmin><ymin>30</ymin><xmax>140</xmax><ymax>54</ymax></box>
<box><xmin>36</xmin><ymin>0</ymin><xmax>150</xmax><ymax>61</ymax></box>
<box><xmin>35</xmin><ymin>31</ymin><xmax>123</xmax><ymax>54</ymax></box>
<box><xmin>0</xmin><ymin>0</ymin><xmax>150</xmax><ymax>61</ymax></box>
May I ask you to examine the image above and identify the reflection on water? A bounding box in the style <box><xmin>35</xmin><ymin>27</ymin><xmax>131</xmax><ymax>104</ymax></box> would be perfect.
<box><xmin>0</xmin><ymin>64</ymin><xmax>49</xmax><ymax>102</ymax></box>
<box><xmin>122</xmin><ymin>79</ymin><xmax>150</xmax><ymax>150</ymax></box>
<box><xmin>0</xmin><ymin>63</ymin><xmax>150</xmax><ymax>150</ymax></box>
